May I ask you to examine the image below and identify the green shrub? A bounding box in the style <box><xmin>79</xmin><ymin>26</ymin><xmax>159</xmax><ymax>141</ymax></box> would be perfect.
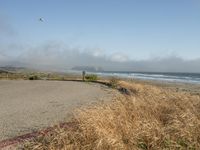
<box><xmin>85</xmin><ymin>74</ymin><xmax>98</xmax><ymax>81</ymax></box>
<box><xmin>29</xmin><ymin>75</ymin><xmax>39</xmax><ymax>80</ymax></box>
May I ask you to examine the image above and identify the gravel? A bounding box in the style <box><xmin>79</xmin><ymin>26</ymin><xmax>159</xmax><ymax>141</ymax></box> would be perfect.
<box><xmin>0</xmin><ymin>80</ymin><xmax>115</xmax><ymax>141</ymax></box>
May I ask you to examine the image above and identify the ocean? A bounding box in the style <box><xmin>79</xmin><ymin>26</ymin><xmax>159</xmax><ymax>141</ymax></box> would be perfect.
<box><xmin>93</xmin><ymin>72</ymin><xmax>200</xmax><ymax>84</ymax></box>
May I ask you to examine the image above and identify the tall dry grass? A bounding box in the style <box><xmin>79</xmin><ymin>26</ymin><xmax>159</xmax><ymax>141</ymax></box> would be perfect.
<box><xmin>22</xmin><ymin>81</ymin><xmax>200</xmax><ymax>150</ymax></box>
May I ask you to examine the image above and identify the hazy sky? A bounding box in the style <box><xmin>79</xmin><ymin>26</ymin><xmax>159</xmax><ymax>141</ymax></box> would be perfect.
<box><xmin>0</xmin><ymin>0</ymin><xmax>200</xmax><ymax>72</ymax></box>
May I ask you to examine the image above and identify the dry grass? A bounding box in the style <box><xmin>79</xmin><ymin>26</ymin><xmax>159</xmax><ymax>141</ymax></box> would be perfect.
<box><xmin>0</xmin><ymin>72</ymin><xmax>82</xmax><ymax>81</ymax></box>
<box><xmin>21</xmin><ymin>81</ymin><xmax>200</xmax><ymax>150</ymax></box>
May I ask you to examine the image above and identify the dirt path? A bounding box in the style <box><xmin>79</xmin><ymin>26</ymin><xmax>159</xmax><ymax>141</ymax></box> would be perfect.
<box><xmin>0</xmin><ymin>80</ymin><xmax>115</xmax><ymax>141</ymax></box>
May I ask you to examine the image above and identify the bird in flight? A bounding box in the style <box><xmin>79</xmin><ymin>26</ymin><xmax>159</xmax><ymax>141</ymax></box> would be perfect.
<box><xmin>39</xmin><ymin>18</ymin><xmax>44</xmax><ymax>22</ymax></box>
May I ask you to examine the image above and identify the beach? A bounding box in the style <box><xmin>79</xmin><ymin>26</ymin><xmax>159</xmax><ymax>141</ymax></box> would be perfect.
<box><xmin>127</xmin><ymin>78</ymin><xmax>200</xmax><ymax>95</ymax></box>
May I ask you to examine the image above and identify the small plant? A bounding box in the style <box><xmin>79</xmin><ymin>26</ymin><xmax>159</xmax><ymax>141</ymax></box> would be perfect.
<box><xmin>109</xmin><ymin>77</ymin><xmax>119</xmax><ymax>88</ymax></box>
<box><xmin>137</xmin><ymin>141</ymin><xmax>148</xmax><ymax>150</ymax></box>
<box><xmin>29</xmin><ymin>75</ymin><xmax>39</xmax><ymax>80</ymax></box>
<box><xmin>85</xmin><ymin>74</ymin><xmax>98</xmax><ymax>81</ymax></box>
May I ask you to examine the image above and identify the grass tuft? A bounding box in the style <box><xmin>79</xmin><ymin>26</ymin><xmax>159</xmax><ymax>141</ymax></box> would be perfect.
<box><xmin>85</xmin><ymin>74</ymin><xmax>98</xmax><ymax>81</ymax></box>
<box><xmin>29</xmin><ymin>75</ymin><xmax>39</xmax><ymax>80</ymax></box>
<box><xmin>109</xmin><ymin>77</ymin><xmax>120</xmax><ymax>88</ymax></box>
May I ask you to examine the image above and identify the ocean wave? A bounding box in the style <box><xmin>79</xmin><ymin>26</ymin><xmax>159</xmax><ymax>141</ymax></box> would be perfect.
<box><xmin>94</xmin><ymin>72</ymin><xmax>200</xmax><ymax>84</ymax></box>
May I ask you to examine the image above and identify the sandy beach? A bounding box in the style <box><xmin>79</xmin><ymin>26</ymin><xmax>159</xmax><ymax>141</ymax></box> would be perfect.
<box><xmin>0</xmin><ymin>80</ymin><xmax>116</xmax><ymax>141</ymax></box>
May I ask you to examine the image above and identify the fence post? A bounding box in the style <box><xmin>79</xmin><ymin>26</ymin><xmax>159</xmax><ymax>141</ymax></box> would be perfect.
<box><xmin>82</xmin><ymin>71</ymin><xmax>86</xmax><ymax>81</ymax></box>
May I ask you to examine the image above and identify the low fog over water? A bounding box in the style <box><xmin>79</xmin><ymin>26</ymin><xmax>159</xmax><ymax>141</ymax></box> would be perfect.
<box><xmin>1</xmin><ymin>42</ymin><xmax>200</xmax><ymax>73</ymax></box>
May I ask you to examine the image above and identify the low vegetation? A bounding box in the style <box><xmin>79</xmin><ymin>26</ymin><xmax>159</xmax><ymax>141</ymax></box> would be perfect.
<box><xmin>21</xmin><ymin>81</ymin><xmax>200</xmax><ymax>150</ymax></box>
<box><xmin>0</xmin><ymin>72</ymin><xmax>25</xmax><ymax>80</ymax></box>
<box><xmin>109</xmin><ymin>77</ymin><xmax>120</xmax><ymax>88</ymax></box>
<box><xmin>85</xmin><ymin>74</ymin><xmax>98</xmax><ymax>81</ymax></box>
<box><xmin>29</xmin><ymin>75</ymin><xmax>39</xmax><ymax>80</ymax></box>
<box><xmin>0</xmin><ymin>71</ymin><xmax>82</xmax><ymax>81</ymax></box>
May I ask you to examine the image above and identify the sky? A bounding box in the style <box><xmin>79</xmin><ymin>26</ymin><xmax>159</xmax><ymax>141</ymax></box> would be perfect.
<box><xmin>0</xmin><ymin>0</ymin><xmax>200</xmax><ymax>72</ymax></box>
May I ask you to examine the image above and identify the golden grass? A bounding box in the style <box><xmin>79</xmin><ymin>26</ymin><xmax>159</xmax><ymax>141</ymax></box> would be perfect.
<box><xmin>21</xmin><ymin>81</ymin><xmax>200</xmax><ymax>150</ymax></box>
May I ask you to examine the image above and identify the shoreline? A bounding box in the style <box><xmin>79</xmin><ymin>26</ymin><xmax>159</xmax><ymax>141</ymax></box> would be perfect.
<box><xmin>1</xmin><ymin>70</ymin><xmax>200</xmax><ymax>95</ymax></box>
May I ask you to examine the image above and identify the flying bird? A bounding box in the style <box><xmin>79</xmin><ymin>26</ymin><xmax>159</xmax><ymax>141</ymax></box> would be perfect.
<box><xmin>39</xmin><ymin>18</ymin><xmax>44</xmax><ymax>22</ymax></box>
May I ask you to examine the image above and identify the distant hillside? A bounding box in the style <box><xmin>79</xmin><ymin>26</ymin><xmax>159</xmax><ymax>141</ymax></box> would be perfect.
<box><xmin>0</xmin><ymin>66</ymin><xmax>26</xmax><ymax>71</ymax></box>
<box><xmin>71</xmin><ymin>66</ymin><xmax>104</xmax><ymax>72</ymax></box>
<box><xmin>0</xmin><ymin>66</ymin><xmax>31</xmax><ymax>74</ymax></box>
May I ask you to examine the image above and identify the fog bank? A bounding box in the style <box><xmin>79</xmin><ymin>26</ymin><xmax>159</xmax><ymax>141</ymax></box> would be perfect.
<box><xmin>0</xmin><ymin>43</ymin><xmax>200</xmax><ymax>73</ymax></box>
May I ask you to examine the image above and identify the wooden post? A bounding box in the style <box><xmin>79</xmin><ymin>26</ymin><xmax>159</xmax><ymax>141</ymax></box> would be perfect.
<box><xmin>82</xmin><ymin>71</ymin><xmax>86</xmax><ymax>81</ymax></box>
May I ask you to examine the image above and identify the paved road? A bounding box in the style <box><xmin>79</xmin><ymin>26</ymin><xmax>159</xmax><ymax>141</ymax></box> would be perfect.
<box><xmin>0</xmin><ymin>80</ymin><xmax>115</xmax><ymax>141</ymax></box>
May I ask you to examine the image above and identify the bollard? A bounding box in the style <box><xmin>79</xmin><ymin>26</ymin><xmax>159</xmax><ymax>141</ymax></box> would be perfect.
<box><xmin>82</xmin><ymin>71</ymin><xmax>86</xmax><ymax>81</ymax></box>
